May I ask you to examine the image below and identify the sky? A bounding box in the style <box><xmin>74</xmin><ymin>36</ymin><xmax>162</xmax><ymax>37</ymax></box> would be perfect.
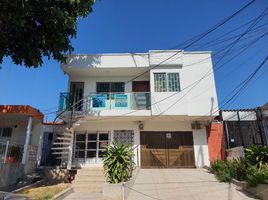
<box><xmin>0</xmin><ymin>0</ymin><xmax>268</xmax><ymax>121</ymax></box>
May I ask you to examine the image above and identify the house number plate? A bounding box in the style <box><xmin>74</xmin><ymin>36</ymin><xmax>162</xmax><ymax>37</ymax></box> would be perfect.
<box><xmin>166</xmin><ymin>133</ymin><xmax>172</xmax><ymax>139</ymax></box>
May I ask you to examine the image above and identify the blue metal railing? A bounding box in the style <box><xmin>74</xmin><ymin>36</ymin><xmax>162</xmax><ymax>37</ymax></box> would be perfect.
<box><xmin>58</xmin><ymin>92</ymin><xmax>151</xmax><ymax>112</ymax></box>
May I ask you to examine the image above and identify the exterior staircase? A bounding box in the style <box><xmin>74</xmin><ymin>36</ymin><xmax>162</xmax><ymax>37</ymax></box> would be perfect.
<box><xmin>51</xmin><ymin>129</ymin><xmax>73</xmax><ymax>166</ymax></box>
<box><xmin>72</xmin><ymin>167</ymin><xmax>106</xmax><ymax>193</ymax></box>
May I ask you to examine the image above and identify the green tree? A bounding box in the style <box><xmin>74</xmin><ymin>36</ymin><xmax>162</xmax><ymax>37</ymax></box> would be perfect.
<box><xmin>0</xmin><ymin>0</ymin><xmax>95</xmax><ymax>67</ymax></box>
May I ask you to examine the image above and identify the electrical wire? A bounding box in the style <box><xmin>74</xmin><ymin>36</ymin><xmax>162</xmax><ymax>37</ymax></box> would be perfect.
<box><xmin>53</xmin><ymin>0</ymin><xmax>259</xmax><ymax>124</ymax></box>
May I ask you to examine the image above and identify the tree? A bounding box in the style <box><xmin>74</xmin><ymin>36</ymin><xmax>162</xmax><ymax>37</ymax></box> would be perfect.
<box><xmin>0</xmin><ymin>0</ymin><xmax>95</xmax><ymax>67</ymax></box>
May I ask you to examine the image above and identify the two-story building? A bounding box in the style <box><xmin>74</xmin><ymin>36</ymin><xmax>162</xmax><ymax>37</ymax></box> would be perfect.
<box><xmin>53</xmin><ymin>50</ymin><xmax>219</xmax><ymax>169</ymax></box>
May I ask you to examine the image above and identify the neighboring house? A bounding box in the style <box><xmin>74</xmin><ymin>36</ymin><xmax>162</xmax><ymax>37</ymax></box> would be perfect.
<box><xmin>52</xmin><ymin>50</ymin><xmax>219</xmax><ymax>169</ymax></box>
<box><xmin>260</xmin><ymin>102</ymin><xmax>268</xmax><ymax>144</ymax></box>
<box><xmin>0</xmin><ymin>105</ymin><xmax>43</xmax><ymax>188</ymax></box>
<box><xmin>221</xmin><ymin>106</ymin><xmax>268</xmax><ymax>149</ymax></box>
<box><xmin>39</xmin><ymin>122</ymin><xmax>65</xmax><ymax>166</ymax></box>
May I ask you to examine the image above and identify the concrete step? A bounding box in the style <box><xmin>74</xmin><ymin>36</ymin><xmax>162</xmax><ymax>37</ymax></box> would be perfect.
<box><xmin>52</xmin><ymin>151</ymin><xmax>69</xmax><ymax>155</ymax></box>
<box><xmin>52</xmin><ymin>142</ymin><xmax>71</xmax><ymax>145</ymax></box>
<box><xmin>57</xmin><ymin>132</ymin><xmax>72</xmax><ymax>137</ymax></box>
<box><xmin>51</xmin><ymin>147</ymin><xmax>70</xmax><ymax>150</ymax></box>
<box><xmin>55</xmin><ymin>137</ymin><xmax>72</xmax><ymax>141</ymax></box>
<box><xmin>76</xmin><ymin>169</ymin><xmax>104</xmax><ymax>176</ymax></box>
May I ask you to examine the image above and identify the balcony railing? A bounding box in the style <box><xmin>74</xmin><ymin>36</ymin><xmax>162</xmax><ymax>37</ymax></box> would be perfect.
<box><xmin>58</xmin><ymin>92</ymin><xmax>151</xmax><ymax>112</ymax></box>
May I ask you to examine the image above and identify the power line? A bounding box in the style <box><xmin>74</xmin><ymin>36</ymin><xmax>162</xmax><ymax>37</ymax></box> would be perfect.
<box><xmin>213</xmin><ymin>6</ymin><xmax>268</xmax><ymax>67</ymax></box>
<box><xmin>195</xmin><ymin>54</ymin><xmax>268</xmax><ymax>122</ymax></box>
<box><xmin>142</xmin><ymin>11</ymin><xmax>268</xmax><ymax>122</ymax></box>
<box><xmin>125</xmin><ymin>0</ymin><xmax>257</xmax><ymax>84</ymax></box>
<box><xmin>78</xmin><ymin>30</ymin><xmax>268</xmax><ymax>123</ymax></box>
<box><xmin>54</xmin><ymin>0</ymin><xmax>258</xmax><ymax>124</ymax></box>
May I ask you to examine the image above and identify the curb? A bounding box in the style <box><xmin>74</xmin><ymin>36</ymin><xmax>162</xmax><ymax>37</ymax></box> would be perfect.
<box><xmin>12</xmin><ymin>179</ymin><xmax>46</xmax><ymax>193</ymax></box>
<box><xmin>51</xmin><ymin>186</ymin><xmax>74</xmax><ymax>200</ymax></box>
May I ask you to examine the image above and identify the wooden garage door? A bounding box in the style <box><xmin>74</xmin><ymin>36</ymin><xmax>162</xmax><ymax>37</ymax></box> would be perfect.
<box><xmin>140</xmin><ymin>131</ymin><xmax>195</xmax><ymax>168</ymax></box>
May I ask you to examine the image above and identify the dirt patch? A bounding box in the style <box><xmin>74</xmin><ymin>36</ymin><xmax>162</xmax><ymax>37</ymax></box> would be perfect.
<box><xmin>16</xmin><ymin>182</ymin><xmax>70</xmax><ymax>200</ymax></box>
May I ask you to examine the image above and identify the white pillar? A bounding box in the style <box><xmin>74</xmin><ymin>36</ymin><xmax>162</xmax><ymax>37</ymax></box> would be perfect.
<box><xmin>22</xmin><ymin>116</ymin><xmax>33</xmax><ymax>164</ymax></box>
<box><xmin>67</xmin><ymin>128</ymin><xmax>74</xmax><ymax>169</ymax></box>
<box><xmin>3</xmin><ymin>140</ymin><xmax>9</xmax><ymax>163</ymax></box>
<box><xmin>36</xmin><ymin>125</ymin><xmax>44</xmax><ymax>166</ymax></box>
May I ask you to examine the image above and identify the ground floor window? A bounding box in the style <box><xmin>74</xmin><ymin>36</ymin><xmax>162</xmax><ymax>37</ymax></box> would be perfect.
<box><xmin>73</xmin><ymin>130</ymin><xmax>134</xmax><ymax>165</ymax></box>
<box><xmin>0</xmin><ymin>127</ymin><xmax>12</xmax><ymax>138</ymax></box>
<box><xmin>113</xmin><ymin>130</ymin><xmax>134</xmax><ymax>146</ymax></box>
<box><xmin>74</xmin><ymin>131</ymin><xmax>109</xmax><ymax>164</ymax></box>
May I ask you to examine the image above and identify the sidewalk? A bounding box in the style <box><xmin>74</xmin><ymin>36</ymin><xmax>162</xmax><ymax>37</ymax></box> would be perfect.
<box><xmin>127</xmin><ymin>169</ymin><xmax>258</xmax><ymax>200</ymax></box>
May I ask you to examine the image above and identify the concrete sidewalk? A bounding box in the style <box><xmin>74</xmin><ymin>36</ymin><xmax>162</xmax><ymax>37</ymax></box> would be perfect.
<box><xmin>127</xmin><ymin>169</ymin><xmax>258</xmax><ymax>200</ymax></box>
<box><xmin>63</xmin><ymin>191</ymin><xmax>101</xmax><ymax>200</ymax></box>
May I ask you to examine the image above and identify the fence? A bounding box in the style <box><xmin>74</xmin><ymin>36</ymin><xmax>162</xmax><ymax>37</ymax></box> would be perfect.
<box><xmin>0</xmin><ymin>140</ymin><xmax>37</xmax><ymax>164</ymax></box>
<box><xmin>224</xmin><ymin>121</ymin><xmax>264</xmax><ymax>148</ymax></box>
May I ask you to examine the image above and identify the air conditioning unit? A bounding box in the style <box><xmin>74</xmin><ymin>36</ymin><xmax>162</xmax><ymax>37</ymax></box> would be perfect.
<box><xmin>191</xmin><ymin>121</ymin><xmax>201</xmax><ymax>130</ymax></box>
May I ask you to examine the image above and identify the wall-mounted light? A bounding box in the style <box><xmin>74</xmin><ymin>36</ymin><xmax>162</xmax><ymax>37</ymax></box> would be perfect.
<box><xmin>138</xmin><ymin>121</ymin><xmax>144</xmax><ymax>130</ymax></box>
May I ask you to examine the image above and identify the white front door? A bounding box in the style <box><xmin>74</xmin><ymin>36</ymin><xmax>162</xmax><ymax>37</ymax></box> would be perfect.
<box><xmin>74</xmin><ymin>131</ymin><xmax>109</xmax><ymax>166</ymax></box>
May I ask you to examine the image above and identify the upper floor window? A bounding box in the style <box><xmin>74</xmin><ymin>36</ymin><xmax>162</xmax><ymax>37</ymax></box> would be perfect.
<box><xmin>96</xmin><ymin>82</ymin><xmax>125</xmax><ymax>93</ymax></box>
<box><xmin>154</xmin><ymin>73</ymin><xmax>181</xmax><ymax>92</ymax></box>
<box><xmin>0</xmin><ymin>127</ymin><xmax>13</xmax><ymax>138</ymax></box>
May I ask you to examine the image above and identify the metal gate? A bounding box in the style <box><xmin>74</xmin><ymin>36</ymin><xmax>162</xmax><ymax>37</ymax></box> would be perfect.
<box><xmin>225</xmin><ymin>121</ymin><xmax>263</xmax><ymax>148</ymax></box>
<box><xmin>140</xmin><ymin>131</ymin><xmax>195</xmax><ymax>168</ymax></box>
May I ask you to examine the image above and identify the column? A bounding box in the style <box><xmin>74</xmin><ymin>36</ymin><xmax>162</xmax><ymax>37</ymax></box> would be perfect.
<box><xmin>22</xmin><ymin>116</ymin><xmax>33</xmax><ymax>164</ymax></box>
<box><xmin>36</xmin><ymin>125</ymin><xmax>44</xmax><ymax>166</ymax></box>
<box><xmin>67</xmin><ymin>128</ymin><xmax>74</xmax><ymax>169</ymax></box>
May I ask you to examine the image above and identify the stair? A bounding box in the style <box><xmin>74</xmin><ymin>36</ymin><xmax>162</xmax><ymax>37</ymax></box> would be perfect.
<box><xmin>51</xmin><ymin>130</ymin><xmax>73</xmax><ymax>165</ymax></box>
<box><xmin>72</xmin><ymin>167</ymin><xmax>106</xmax><ymax>193</ymax></box>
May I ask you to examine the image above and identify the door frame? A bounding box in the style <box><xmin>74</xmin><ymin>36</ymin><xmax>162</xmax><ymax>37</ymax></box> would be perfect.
<box><xmin>73</xmin><ymin>131</ymin><xmax>110</xmax><ymax>166</ymax></box>
<box><xmin>69</xmin><ymin>82</ymin><xmax>84</xmax><ymax>111</ymax></box>
<box><xmin>132</xmin><ymin>81</ymin><xmax>150</xmax><ymax>92</ymax></box>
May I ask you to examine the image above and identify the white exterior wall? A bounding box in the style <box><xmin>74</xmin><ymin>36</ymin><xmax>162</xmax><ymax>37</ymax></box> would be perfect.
<box><xmin>150</xmin><ymin>52</ymin><xmax>218</xmax><ymax>116</ymax></box>
<box><xmin>63</xmin><ymin>53</ymin><xmax>149</xmax><ymax>69</ymax></box>
<box><xmin>74</xmin><ymin>120</ymin><xmax>210</xmax><ymax>168</ymax></box>
<box><xmin>193</xmin><ymin>128</ymin><xmax>210</xmax><ymax>167</ymax></box>
<box><xmin>69</xmin><ymin>76</ymin><xmax>149</xmax><ymax>96</ymax></box>
<box><xmin>61</xmin><ymin>50</ymin><xmax>217</xmax><ymax>168</ymax></box>
<box><xmin>63</xmin><ymin>50</ymin><xmax>218</xmax><ymax>118</ymax></box>
<box><xmin>0</xmin><ymin>120</ymin><xmax>41</xmax><ymax>146</ymax></box>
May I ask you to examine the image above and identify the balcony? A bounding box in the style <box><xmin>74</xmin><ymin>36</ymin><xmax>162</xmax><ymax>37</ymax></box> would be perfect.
<box><xmin>58</xmin><ymin>92</ymin><xmax>151</xmax><ymax>112</ymax></box>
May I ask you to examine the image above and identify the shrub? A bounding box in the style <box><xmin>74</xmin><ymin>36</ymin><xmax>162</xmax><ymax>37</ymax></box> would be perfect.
<box><xmin>227</xmin><ymin>158</ymin><xmax>248</xmax><ymax>181</ymax></box>
<box><xmin>210</xmin><ymin>160</ymin><xmax>226</xmax><ymax>173</ymax></box>
<box><xmin>245</xmin><ymin>145</ymin><xmax>268</xmax><ymax>168</ymax></box>
<box><xmin>211</xmin><ymin>159</ymin><xmax>248</xmax><ymax>182</ymax></box>
<box><xmin>246</xmin><ymin>164</ymin><xmax>268</xmax><ymax>187</ymax></box>
<box><xmin>102</xmin><ymin>142</ymin><xmax>134</xmax><ymax>184</ymax></box>
<box><xmin>211</xmin><ymin>160</ymin><xmax>232</xmax><ymax>182</ymax></box>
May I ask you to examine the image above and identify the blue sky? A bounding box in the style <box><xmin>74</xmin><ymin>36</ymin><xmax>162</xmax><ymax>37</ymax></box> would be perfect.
<box><xmin>0</xmin><ymin>0</ymin><xmax>267</xmax><ymax>121</ymax></box>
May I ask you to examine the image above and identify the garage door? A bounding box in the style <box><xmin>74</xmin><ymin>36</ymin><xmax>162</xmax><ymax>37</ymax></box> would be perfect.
<box><xmin>140</xmin><ymin>131</ymin><xmax>195</xmax><ymax>168</ymax></box>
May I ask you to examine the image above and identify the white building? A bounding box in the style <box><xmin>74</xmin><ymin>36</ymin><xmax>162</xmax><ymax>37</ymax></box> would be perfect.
<box><xmin>0</xmin><ymin>105</ymin><xmax>43</xmax><ymax>188</ymax></box>
<box><xmin>53</xmin><ymin>50</ymin><xmax>218</xmax><ymax>169</ymax></box>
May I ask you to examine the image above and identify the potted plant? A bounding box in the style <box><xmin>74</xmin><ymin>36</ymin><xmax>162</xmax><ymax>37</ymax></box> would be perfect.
<box><xmin>6</xmin><ymin>145</ymin><xmax>21</xmax><ymax>163</ymax></box>
<box><xmin>102</xmin><ymin>142</ymin><xmax>134</xmax><ymax>200</ymax></box>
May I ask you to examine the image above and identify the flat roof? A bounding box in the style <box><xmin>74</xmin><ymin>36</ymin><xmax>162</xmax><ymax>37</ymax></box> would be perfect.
<box><xmin>65</xmin><ymin>49</ymin><xmax>212</xmax><ymax>57</ymax></box>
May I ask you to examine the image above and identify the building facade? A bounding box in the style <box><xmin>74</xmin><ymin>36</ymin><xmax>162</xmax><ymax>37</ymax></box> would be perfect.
<box><xmin>0</xmin><ymin>105</ymin><xmax>43</xmax><ymax>188</ymax></box>
<box><xmin>53</xmin><ymin>50</ymin><xmax>219</xmax><ymax>169</ymax></box>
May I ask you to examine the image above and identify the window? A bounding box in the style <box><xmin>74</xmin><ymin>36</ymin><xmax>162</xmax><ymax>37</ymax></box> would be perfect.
<box><xmin>154</xmin><ymin>73</ymin><xmax>180</xmax><ymax>92</ymax></box>
<box><xmin>96</xmin><ymin>82</ymin><xmax>125</xmax><ymax>93</ymax></box>
<box><xmin>0</xmin><ymin>127</ymin><xmax>12</xmax><ymax>138</ymax></box>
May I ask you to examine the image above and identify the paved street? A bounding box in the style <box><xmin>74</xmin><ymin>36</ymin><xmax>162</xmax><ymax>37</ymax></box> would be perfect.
<box><xmin>126</xmin><ymin>169</ymin><xmax>258</xmax><ymax>200</ymax></box>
